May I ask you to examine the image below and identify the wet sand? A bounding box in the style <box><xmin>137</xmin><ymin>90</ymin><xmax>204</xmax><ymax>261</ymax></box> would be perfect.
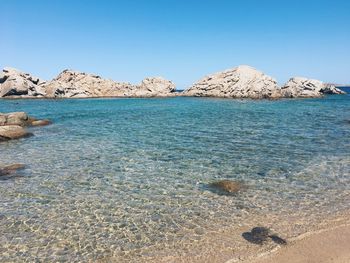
<box><xmin>241</xmin><ymin>223</ymin><xmax>350</xmax><ymax>263</ymax></box>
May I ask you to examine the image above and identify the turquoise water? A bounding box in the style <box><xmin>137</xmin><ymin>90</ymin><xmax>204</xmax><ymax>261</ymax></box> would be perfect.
<box><xmin>0</xmin><ymin>95</ymin><xmax>350</xmax><ymax>262</ymax></box>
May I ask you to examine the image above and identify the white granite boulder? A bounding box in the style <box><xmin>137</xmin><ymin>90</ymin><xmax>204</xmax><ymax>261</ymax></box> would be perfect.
<box><xmin>43</xmin><ymin>70</ymin><xmax>176</xmax><ymax>98</ymax></box>
<box><xmin>0</xmin><ymin>125</ymin><xmax>33</xmax><ymax>141</ymax></box>
<box><xmin>281</xmin><ymin>77</ymin><xmax>345</xmax><ymax>98</ymax></box>
<box><xmin>130</xmin><ymin>77</ymin><xmax>176</xmax><ymax>97</ymax></box>
<box><xmin>184</xmin><ymin>65</ymin><xmax>282</xmax><ymax>99</ymax></box>
<box><xmin>0</xmin><ymin>67</ymin><xmax>46</xmax><ymax>97</ymax></box>
<box><xmin>43</xmin><ymin>69</ymin><xmax>139</xmax><ymax>98</ymax></box>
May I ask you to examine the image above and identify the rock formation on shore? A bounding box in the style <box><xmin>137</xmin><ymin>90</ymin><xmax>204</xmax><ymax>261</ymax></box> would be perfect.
<box><xmin>0</xmin><ymin>112</ymin><xmax>51</xmax><ymax>141</ymax></box>
<box><xmin>129</xmin><ymin>77</ymin><xmax>176</xmax><ymax>97</ymax></box>
<box><xmin>184</xmin><ymin>65</ymin><xmax>282</xmax><ymax>99</ymax></box>
<box><xmin>0</xmin><ymin>66</ymin><xmax>346</xmax><ymax>99</ymax></box>
<box><xmin>43</xmin><ymin>69</ymin><xmax>133</xmax><ymax>98</ymax></box>
<box><xmin>0</xmin><ymin>67</ymin><xmax>177</xmax><ymax>98</ymax></box>
<box><xmin>281</xmin><ymin>77</ymin><xmax>345</xmax><ymax>98</ymax></box>
<box><xmin>0</xmin><ymin>67</ymin><xmax>46</xmax><ymax>97</ymax></box>
<box><xmin>184</xmin><ymin>65</ymin><xmax>346</xmax><ymax>99</ymax></box>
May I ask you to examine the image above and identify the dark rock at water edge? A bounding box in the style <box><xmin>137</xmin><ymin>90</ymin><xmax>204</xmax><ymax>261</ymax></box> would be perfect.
<box><xmin>242</xmin><ymin>226</ymin><xmax>287</xmax><ymax>246</ymax></box>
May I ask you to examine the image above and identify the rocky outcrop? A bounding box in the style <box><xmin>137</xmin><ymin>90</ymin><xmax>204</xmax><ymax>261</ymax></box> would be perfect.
<box><xmin>0</xmin><ymin>67</ymin><xmax>177</xmax><ymax>98</ymax></box>
<box><xmin>128</xmin><ymin>77</ymin><xmax>176</xmax><ymax>97</ymax></box>
<box><xmin>43</xmin><ymin>70</ymin><xmax>135</xmax><ymax>98</ymax></box>
<box><xmin>184</xmin><ymin>66</ymin><xmax>347</xmax><ymax>99</ymax></box>
<box><xmin>184</xmin><ymin>65</ymin><xmax>282</xmax><ymax>99</ymax></box>
<box><xmin>43</xmin><ymin>70</ymin><xmax>176</xmax><ymax>98</ymax></box>
<box><xmin>0</xmin><ymin>112</ymin><xmax>51</xmax><ymax>142</ymax></box>
<box><xmin>1</xmin><ymin>66</ymin><xmax>347</xmax><ymax>99</ymax></box>
<box><xmin>321</xmin><ymin>84</ymin><xmax>346</xmax><ymax>94</ymax></box>
<box><xmin>281</xmin><ymin>77</ymin><xmax>345</xmax><ymax>98</ymax></box>
<box><xmin>0</xmin><ymin>67</ymin><xmax>46</xmax><ymax>98</ymax></box>
<box><xmin>31</xmin><ymin>119</ymin><xmax>52</xmax><ymax>126</ymax></box>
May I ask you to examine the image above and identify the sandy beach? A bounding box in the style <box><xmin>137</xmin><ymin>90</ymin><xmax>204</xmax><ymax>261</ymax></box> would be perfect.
<box><xmin>241</xmin><ymin>223</ymin><xmax>350</xmax><ymax>263</ymax></box>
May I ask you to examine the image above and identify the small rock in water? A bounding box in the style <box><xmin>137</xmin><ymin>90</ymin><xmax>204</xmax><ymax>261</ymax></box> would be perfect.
<box><xmin>0</xmin><ymin>169</ymin><xmax>10</xmax><ymax>176</ymax></box>
<box><xmin>209</xmin><ymin>180</ymin><xmax>243</xmax><ymax>194</ymax></box>
<box><xmin>269</xmin><ymin>234</ymin><xmax>287</xmax><ymax>245</ymax></box>
<box><xmin>242</xmin><ymin>226</ymin><xmax>287</xmax><ymax>246</ymax></box>
<box><xmin>0</xmin><ymin>164</ymin><xmax>25</xmax><ymax>177</ymax></box>
<box><xmin>251</xmin><ymin>227</ymin><xmax>270</xmax><ymax>238</ymax></box>
<box><xmin>30</xmin><ymin>119</ymin><xmax>52</xmax><ymax>126</ymax></box>
<box><xmin>0</xmin><ymin>125</ymin><xmax>33</xmax><ymax>141</ymax></box>
<box><xmin>2</xmin><ymin>163</ymin><xmax>25</xmax><ymax>171</ymax></box>
<box><xmin>242</xmin><ymin>227</ymin><xmax>270</xmax><ymax>245</ymax></box>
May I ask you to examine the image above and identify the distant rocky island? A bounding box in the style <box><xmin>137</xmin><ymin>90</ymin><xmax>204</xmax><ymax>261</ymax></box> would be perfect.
<box><xmin>0</xmin><ymin>65</ymin><xmax>345</xmax><ymax>99</ymax></box>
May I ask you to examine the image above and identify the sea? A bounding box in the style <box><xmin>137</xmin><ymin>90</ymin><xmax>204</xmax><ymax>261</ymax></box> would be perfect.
<box><xmin>0</xmin><ymin>93</ymin><xmax>349</xmax><ymax>262</ymax></box>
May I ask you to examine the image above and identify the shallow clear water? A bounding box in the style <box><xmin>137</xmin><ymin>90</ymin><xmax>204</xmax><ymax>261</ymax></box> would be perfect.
<box><xmin>0</xmin><ymin>95</ymin><xmax>350</xmax><ymax>262</ymax></box>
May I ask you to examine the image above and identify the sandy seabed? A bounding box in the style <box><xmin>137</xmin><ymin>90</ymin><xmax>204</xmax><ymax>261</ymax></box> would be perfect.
<box><xmin>99</xmin><ymin>209</ymin><xmax>350</xmax><ymax>263</ymax></box>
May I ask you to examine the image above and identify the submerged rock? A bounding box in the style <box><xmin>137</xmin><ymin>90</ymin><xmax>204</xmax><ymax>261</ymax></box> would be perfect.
<box><xmin>209</xmin><ymin>179</ymin><xmax>243</xmax><ymax>194</ymax></box>
<box><xmin>269</xmin><ymin>234</ymin><xmax>287</xmax><ymax>245</ymax></box>
<box><xmin>1</xmin><ymin>163</ymin><xmax>25</xmax><ymax>171</ymax></box>
<box><xmin>0</xmin><ymin>112</ymin><xmax>51</xmax><ymax>142</ymax></box>
<box><xmin>0</xmin><ymin>112</ymin><xmax>52</xmax><ymax>127</ymax></box>
<box><xmin>242</xmin><ymin>227</ymin><xmax>270</xmax><ymax>245</ymax></box>
<box><xmin>281</xmin><ymin>77</ymin><xmax>345</xmax><ymax>98</ymax></box>
<box><xmin>184</xmin><ymin>65</ymin><xmax>282</xmax><ymax>99</ymax></box>
<box><xmin>242</xmin><ymin>227</ymin><xmax>287</xmax><ymax>245</ymax></box>
<box><xmin>31</xmin><ymin>119</ymin><xmax>52</xmax><ymax>126</ymax></box>
<box><xmin>0</xmin><ymin>164</ymin><xmax>26</xmax><ymax>178</ymax></box>
<box><xmin>0</xmin><ymin>125</ymin><xmax>33</xmax><ymax>141</ymax></box>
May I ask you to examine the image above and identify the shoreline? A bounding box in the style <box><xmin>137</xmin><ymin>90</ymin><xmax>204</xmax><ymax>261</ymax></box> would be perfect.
<box><xmin>230</xmin><ymin>211</ymin><xmax>350</xmax><ymax>263</ymax></box>
<box><xmin>0</xmin><ymin>94</ymin><xmax>346</xmax><ymax>101</ymax></box>
<box><xmin>241</xmin><ymin>223</ymin><xmax>350</xmax><ymax>263</ymax></box>
<box><xmin>132</xmin><ymin>209</ymin><xmax>350</xmax><ymax>263</ymax></box>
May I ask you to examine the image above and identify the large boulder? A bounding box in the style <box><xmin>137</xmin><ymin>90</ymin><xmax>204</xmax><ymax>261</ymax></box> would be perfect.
<box><xmin>0</xmin><ymin>112</ymin><xmax>52</xmax><ymax>127</ymax></box>
<box><xmin>0</xmin><ymin>112</ymin><xmax>52</xmax><ymax>142</ymax></box>
<box><xmin>184</xmin><ymin>65</ymin><xmax>281</xmax><ymax>99</ymax></box>
<box><xmin>0</xmin><ymin>112</ymin><xmax>33</xmax><ymax>126</ymax></box>
<box><xmin>129</xmin><ymin>77</ymin><xmax>176</xmax><ymax>97</ymax></box>
<box><xmin>0</xmin><ymin>125</ymin><xmax>33</xmax><ymax>141</ymax></box>
<box><xmin>0</xmin><ymin>67</ymin><xmax>178</xmax><ymax>98</ymax></box>
<box><xmin>43</xmin><ymin>69</ymin><xmax>177</xmax><ymax>98</ymax></box>
<box><xmin>0</xmin><ymin>67</ymin><xmax>46</xmax><ymax>98</ymax></box>
<box><xmin>43</xmin><ymin>69</ymin><xmax>136</xmax><ymax>98</ymax></box>
<box><xmin>281</xmin><ymin>77</ymin><xmax>345</xmax><ymax>98</ymax></box>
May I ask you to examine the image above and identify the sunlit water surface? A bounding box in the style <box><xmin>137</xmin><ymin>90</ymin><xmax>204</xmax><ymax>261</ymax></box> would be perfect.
<box><xmin>0</xmin><ymin>95</ymin><xmax>350</xmax><ymax>262</ymax></box>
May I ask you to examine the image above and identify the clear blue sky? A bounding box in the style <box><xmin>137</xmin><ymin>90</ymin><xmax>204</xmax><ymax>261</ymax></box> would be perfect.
<box><xmin>1</xmin><ymin>0</ymin><xmax>349</xmax><ymax>88</ymax></box>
